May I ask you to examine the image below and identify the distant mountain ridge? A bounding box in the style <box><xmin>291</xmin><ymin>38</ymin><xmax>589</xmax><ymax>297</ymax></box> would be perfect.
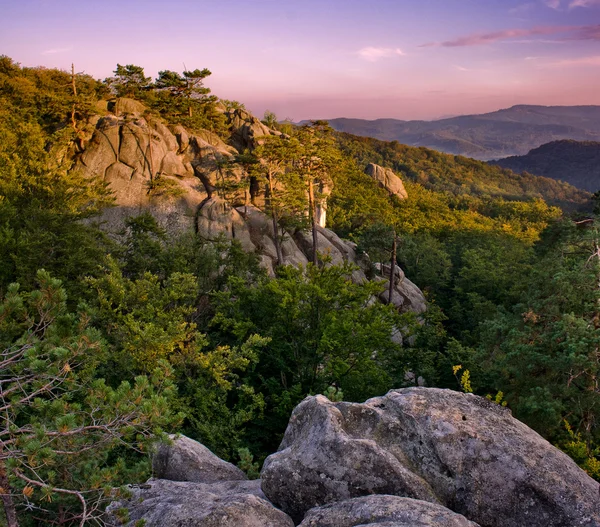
<box><xmin>324</xmin><ymin>105</ymin><xmax>600</xmax><ymax>161</ymax></box>
<box><xmin>490</xmin><ymin>140</ymin><xmax>600</xmax><ymax>193</ymax></box>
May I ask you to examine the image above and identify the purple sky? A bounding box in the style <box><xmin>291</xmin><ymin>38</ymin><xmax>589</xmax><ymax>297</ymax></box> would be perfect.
<box><xmin>2</xmin><ymin>0</ymin><xmax>600</xmax><ymax>120</ymax></box>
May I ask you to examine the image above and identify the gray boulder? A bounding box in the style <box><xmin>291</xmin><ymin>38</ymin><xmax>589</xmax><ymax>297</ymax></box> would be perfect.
<box><xmin>261</xmin><ymin>388</ymin><xmax>600</xmax><ymax>527</ymax></box>
<box><xmin>107</xmin><ymin>478</ymin><xmax>294</xmax><ymax>527</ymax></box>
<box><xmin>152</xmin><ymin>434</ymin><xmax>247</xmax><ymax>483</ymax></box>
<box><xmin>298</xmin><ymin>495</ymin><xmax>479</xmax><ymax>527</ymax></box>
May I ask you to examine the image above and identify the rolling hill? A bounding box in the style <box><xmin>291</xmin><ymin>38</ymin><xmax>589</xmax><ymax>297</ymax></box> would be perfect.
<box><xmin>326</xmin><ymin>105</ymin><xmax>600</xmax><ymax>161</ymax></box>
<box><xmin>490</xmin><ymin>140</ymin><xmax>600</xmax><ymax>193</ymax></box>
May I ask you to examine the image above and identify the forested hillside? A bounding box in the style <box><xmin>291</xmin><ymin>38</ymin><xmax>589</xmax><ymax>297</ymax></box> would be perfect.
<box><xmin>491</xmin><ymin>140</ymin><xmax>600</xmax><ymax>193</ymax></box>
<box><xmin>2</xmin><ymin>56</ymin><xmax>600</xmax><ymax>525</ymax></box>
<box><xmin>327</xmin><ymin>105</ymin><xmax>600</xmax><ymax>160</ymax></box>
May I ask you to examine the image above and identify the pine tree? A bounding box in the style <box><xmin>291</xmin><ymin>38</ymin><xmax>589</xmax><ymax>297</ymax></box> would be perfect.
<box><xmin>0</xmin><ymin>271</ymin><xmax>178</xmax><ymax>526</ymax></box>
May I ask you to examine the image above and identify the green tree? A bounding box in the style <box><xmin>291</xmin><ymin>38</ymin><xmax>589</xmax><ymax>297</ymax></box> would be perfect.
<box><xmin>293</xmin><ymin>122</ymin><xmax>341</xmax><ymax>264</ymax></box>
<box><xmin>86</xmin><ymin>258</ymin><xmax>266</xmax><ymax>460</ymax></box>
<box><xmin>476</xmin><ymin>218</ymin><xmax>600</xmax><ymax>446</ymax></box>
<box><xmin>107</xmin><ymin>64</ymin><xmax>150</xmax><ymax>98</ymax></box>
<box><xmin>0</xmin><ymin>271</ymin><xmax>177</xmax><ymax>526</ymax></box>
<box><xmin>0</xmin><ymin>118</ymin><xmax>113</xmax><ymax>298</ymax></box>
<box><xmin>211</xmin><ymin>263</ymin><xmax>416</xmax><ymax>453</ymax></box>
<box><xmin>251</xmin><ymin>136</ymin><xmax>305</xmax><ymax>266</ymax></box>
<box><xmin>155</xmin><ymin>68</ymin><xmax>212</xmax><ymax>118</ymax></box>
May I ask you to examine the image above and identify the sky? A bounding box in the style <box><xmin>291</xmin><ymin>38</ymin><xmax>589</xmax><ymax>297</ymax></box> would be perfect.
<box><xmin>1</xmin><ymin>0</ymin><xmax>600</xmax><ymax>121</ymax></box>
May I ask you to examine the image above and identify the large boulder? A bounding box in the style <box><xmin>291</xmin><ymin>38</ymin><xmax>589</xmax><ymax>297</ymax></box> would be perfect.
<box><xmin>228</xmin><ymin>108</ymin><xmax>280</xmax><ymax>151</ymax></box>
<box><xmin>261</xmin><ymin>388</ymin><xmax>600</xmax><ymax>527</ymax></box>
<box><xmin>365</xmin><ymin>163</ymin><xmax>408</xmax><ymax>200</ymax></box>
<box><xmin>298</xmin><ymin>495</ymin><xmax>479</xmax><ymax>527</ymax></box>
<box><xmin>152</xmin><ymin>434</ymin><xmax>247</xmax><ymax>483</ymax></box>
<box><xmin>107</xmin><ymin>478</ymin><xmax>294</xmax><ymax>527</ymax></box>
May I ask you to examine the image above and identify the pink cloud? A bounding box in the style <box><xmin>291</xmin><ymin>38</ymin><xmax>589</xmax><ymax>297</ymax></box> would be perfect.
<box><xmin>357</xmin><ymin>47</ymin><xmax>405</xmax><ymax>61</ymax></box>
<box><xmin>569</xmin><ymin>0</ymin><xmax>600</xmax><ymax>8</ymax></box>
<box><xmin>421</xmin><ymin>24</ymin><xmax>600</xmax><ymax>47</ymax></box>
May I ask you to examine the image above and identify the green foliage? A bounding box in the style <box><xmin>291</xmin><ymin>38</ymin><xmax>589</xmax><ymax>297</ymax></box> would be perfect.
<box><xmin>323</xmin><ymin>385</ymin><xmax>344</xmax><ymax>402</ymax></box>
<box><xmin>336</xmin><ymin>132</ymin><xmax>590</xmax><ymax>210</ymax></box>
<box><xmin>107</xmin><ymin>64</ymin><xmax>151</xmax><ymax>98</ymax></box>
<box><xmin>0</xmin><ymin>113</ymin><xmax>113</xmax><ymax>299</ymax></box>
<box><xmin>0</xmin><ymin>55</ymin><xmax>104</xmax><ymax>135</ymax></box>
<box><xmin>357</xmin><ymin>223</ymin><xmax>395</xmax><ymax>267</ymax></box>
<box><xmin>474</xmin><ymin>218</ymin><xmax>600</xmax><ymax>449</ymax></box>
<box><xmin>144</xmin><ymin>67</ymin><xmax>227</xmax><ymax>137</ymax></box>
<box><xmin>85</xmin><ymin>236</ymin><xmax>266</xmax><ymax>460</ymax></box>
<box><xmin>251</xmin><ymin>135</ymin><xmax>308</xmax><ymax>233</ymax></box>
<box><xmin>559</xmin><ymin>421</ymin><xmax>600</xmax><ymax>481</ymax></box>
<box><xmin>211</xmin><ymin>263</ymin><xmax>418</xmax><ymax>453</ymax></box>
<box><xmin>0</xmin><ymin>271</ymin><xmax>178</xmax><ymax>525</ymax></box>
<box><xmin>237</xmin><ymin>447</ymin><xmax>260</xmax><ymax>480</ymax></box>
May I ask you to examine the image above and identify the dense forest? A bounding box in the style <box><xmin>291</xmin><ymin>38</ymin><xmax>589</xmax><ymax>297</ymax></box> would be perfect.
<box><xmin>491</xmin><ymin>139</ymin><xmax>600</xmax><ymax>193</ymax></box>
<box><xmin>1</xmin><ymin>56</ymin><xmax>600</xmax><ymax>525</ymax></box>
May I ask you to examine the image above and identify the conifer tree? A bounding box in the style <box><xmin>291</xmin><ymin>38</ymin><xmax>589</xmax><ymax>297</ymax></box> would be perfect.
<box><xmin>0</xmin><ymin>271</ymin><xmax>177</xmax><ymax>526</ymax></box>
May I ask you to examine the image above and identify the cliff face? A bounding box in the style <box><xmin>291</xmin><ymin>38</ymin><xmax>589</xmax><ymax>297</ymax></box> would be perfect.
<box><xmin>75</xmin><ymin>99</ymin><xmax>426</xmax><ymax>315</ymax></box>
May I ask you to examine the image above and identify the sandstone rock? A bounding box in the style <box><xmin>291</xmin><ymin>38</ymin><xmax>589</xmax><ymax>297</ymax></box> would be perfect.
<box><xmin>239</xmin><ymin>206</ymin><xmax>309</xmax><ymax>268</ymax></box>
<box><xmin>107</xmin><ymin>478</ymin><xmax>294</xmax><ymax>527</ymax></box>
<box><xmin>148</xmin><ymin>118</ymin><xmax>179</xmax><ymax>152</ymax></box>
<box><xmin>298</xmin><ymin>495</ymin><xmax>479</xmax><ymax>527</ymax></box>
<box><xmin>374</xmin><ymin>274</ymin><xmax>427</xmax><ymax>314</ymax></box>
<box><xmin>110</xmin><ymin>97</ymin><xmax>146</xmax><ymax>117</ymax></box>
<box><xmin>79</xmin><ymin>116</ymin><xmax>120</xmax><ymax>177</ymax></box>
<box><xmin>261</xmin><ymin>388</ymin><xmax>600</xmax><ymax>527</ymax></box>
<box><xmin>119</xmin><ymin>120</ymin><xmax>168</xmax><ymax>176</ymax></box>
<box><xmin>196</xmin><ymin>198</ymin><xmax>256</xmax><ymax>252</ymax></box>
<box><xmin>171</xmin><ymin>124</ymin><xmax>190</xmax><ymax>152</ymax></box>
<box><xmin>365</xmin><ymin>164</ymin><xmax>408</xmax><ymax>200</ymax></box>
<box><xmin>194</xmin><ymin>128</ymin><xmax>238</xmax><ymax>155</ymax></box>
<box><xmin>160</xmin><ymin>151</ymin><xmax>190</xmax><ymax>177</ymax></box>
<box><xmin>152</xmin><ymin>434</ymin><xmax>247</xmax><ymax>483</ymax></box>
<box><xmin>228</xmin><ymin>107</ymin><xmax>277</xmax><ymax>151</ymax></box>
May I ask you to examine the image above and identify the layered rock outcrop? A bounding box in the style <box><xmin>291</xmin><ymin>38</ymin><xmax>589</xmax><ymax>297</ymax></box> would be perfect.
<box><xmin>227</xmin><ymin>107</ymin><xmax>282</xmax><ymax>151</ymax></box>
<box><xmin>195</xmin><ymin>198</ymin><xmax>426</xmax><ymax>313</ymax></box>
<box><xmin>76</xmin><ymin>98</ymin><xmax>237</xmax><ymax>233</ymax></box>
<box><xmin>75</xmin><ymin>99</ymin><xmax>426</xmax><ymax>315</ymax></box>
<box><xmin>261</xmin><ymin>388</ymin><xmax>600</xmax><ymax>527</ymax></box>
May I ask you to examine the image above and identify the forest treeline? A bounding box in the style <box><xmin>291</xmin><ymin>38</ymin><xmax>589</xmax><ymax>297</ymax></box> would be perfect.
<box><xmin>1</xmin><ymin>56</ymin><xmax>600</xmax><ymax>525</ymax></box>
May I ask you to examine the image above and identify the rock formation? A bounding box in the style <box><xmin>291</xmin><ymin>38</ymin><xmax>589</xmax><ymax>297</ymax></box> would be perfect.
<box><xmin>227</xmin><ymin>107</ymin><xmax>282</xmax><ymax>151</ymax></box>
<box><xmin>107</xmin><ymin>479</ymin><xmax>294</xmax><ymax>527</ymax></box>
<box><xmin>261</xmin><ymin>388</ymin><xmax>600</xmax><ymax>527</ymax></box>
<box><xmin>76</xmin><ymin>98</ymin><xmax>236</xmax><ymax>233</ymax></box>
<box><xmin>152</xmin><ymin>434</ymin><xmax>248</xmax><ymax>483</ymax></box>
<box><xmin>74</xmin><ymin>99</ymin><xmax>426</xmax><ymax>315</ymax></box>
<box><xmin>365</xmin><ymin>163</ymin><xmax>408</xmax><ymax>199</ymax></box>
<box><xmin>298</xmin><ymin>495</ymin><xmax>479</xmax><ymax>527</ymax></box>
<box><xmin>109</xmin><ymin>389</ymin><xmax>600</xmax><ymax>527</ymax></box>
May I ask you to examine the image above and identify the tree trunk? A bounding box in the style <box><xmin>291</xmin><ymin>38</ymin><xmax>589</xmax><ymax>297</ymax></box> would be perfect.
<box><xmin>308</xmin><ymin>178</ymin><xmax>318</xmax><ymax>265</ymax></box>
<box><xmin>267</xmin><ymin>173</ymin><xmax>283</xmax><ymax>266</ymax></box>
<box><xmin>0</xmin><ymin>459</ymin><xmax>19</xmax><ymax>527</ymax></box>
<box><xmin>388</xmin><ymin>233</ymin><xmax>397</xmax><ymax>304</ymax></box>
<box><xmin>71</xmin><ymin>64</ymin><xmax>77</xmax><ymax>96</ymax></box>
